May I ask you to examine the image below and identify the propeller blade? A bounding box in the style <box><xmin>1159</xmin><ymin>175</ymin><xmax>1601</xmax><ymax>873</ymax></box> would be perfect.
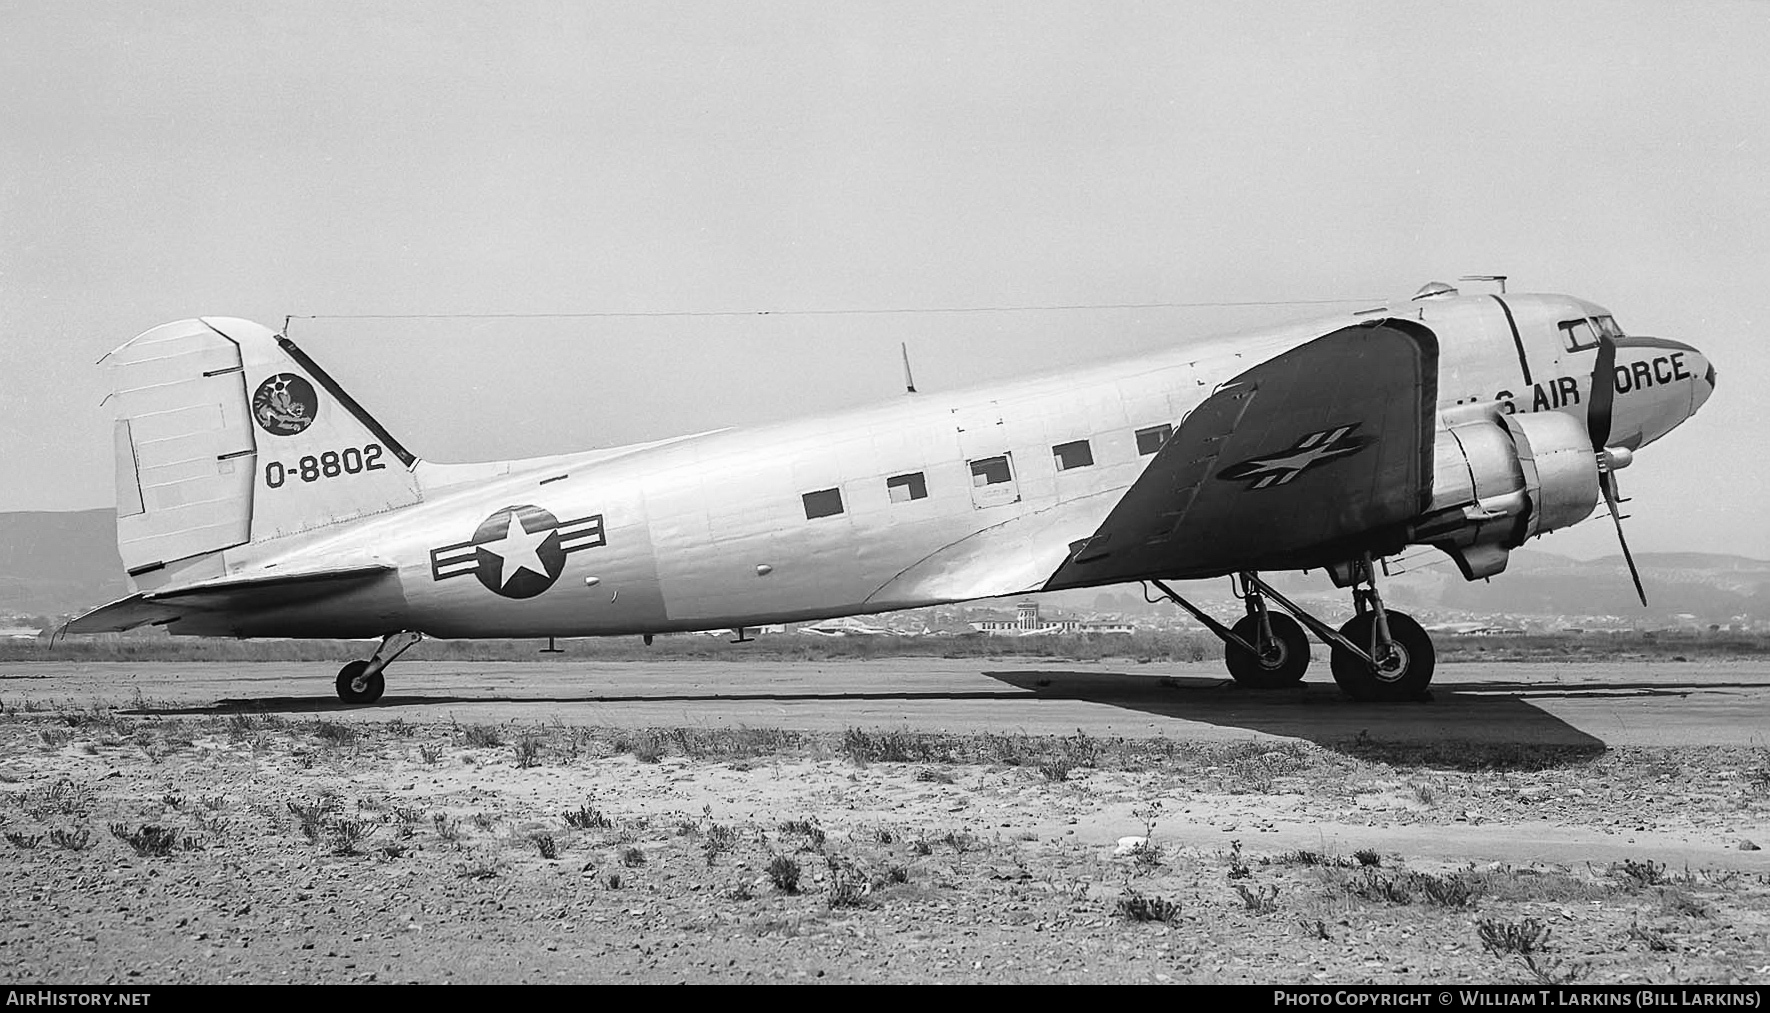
<box><xmin>1601</xmin><ymin>478</ymin><xmax>1648</xmax><ymax>606</ymax></box>
<box><xmin>1588</xmin><ymin>333</ymin><xmax>1617</xmax><ymax>450</ymax></box>
<box><xmin>1590</xmin><ymin>337</ymin><xmax>1642</xmax><ymax>605</ymax></box>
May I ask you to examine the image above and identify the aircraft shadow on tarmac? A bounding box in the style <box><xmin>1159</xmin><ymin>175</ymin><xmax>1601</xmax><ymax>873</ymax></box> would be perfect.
<box><xmin>983</xmin><ymin>670</ymin><xmax>1624</xmax><ymax>764</ymax></box>
<box><xmin>989</xmin><ymin>670</ymin><xmax>1770</xmax><ymax>703</ymax></box>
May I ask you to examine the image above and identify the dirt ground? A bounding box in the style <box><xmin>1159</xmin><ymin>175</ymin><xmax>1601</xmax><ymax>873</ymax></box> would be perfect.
<box><xmin>0</xmin><ymin>682</ymin><xmax>1766</xmax><ymax>985</ymax></box>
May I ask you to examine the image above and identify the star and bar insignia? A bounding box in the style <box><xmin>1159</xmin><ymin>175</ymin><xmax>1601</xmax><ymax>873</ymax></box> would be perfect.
<box><xmin>429</xmin><ymin>504</ymin><xmax>606</xmax><ymax>599</ymax></box>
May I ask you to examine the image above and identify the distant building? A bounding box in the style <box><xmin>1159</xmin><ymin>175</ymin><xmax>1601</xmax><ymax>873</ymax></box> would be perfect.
<box><xmin>1425</xmin><ymin>622</ymin><xmax>1524</xmax><ymax>636</ymax></box>
<box><xmin>969</xmin><ymin>601</ymin><xmax>1134</xmax><ymax>636</ymax></box>
<box><xmin>689</xmin><ymin>624</ymin><xmax>787</xmax><ymax>637</ymax></box>
<box><xmin>795</xmin><ymin>617</ymin><xmax>890</xmax><ymax>636</ymax></box>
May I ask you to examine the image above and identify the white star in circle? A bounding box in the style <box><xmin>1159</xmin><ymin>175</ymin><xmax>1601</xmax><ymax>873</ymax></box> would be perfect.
<box><xmin>482</xmin><ymin>512</ymin><xmax>553</xmax><ymax>588</ymax></box>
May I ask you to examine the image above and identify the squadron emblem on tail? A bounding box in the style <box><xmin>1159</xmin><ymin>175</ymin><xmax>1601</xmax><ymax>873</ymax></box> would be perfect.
<box><xmin>251</xmin><ymin>373</ymin><xmax>318</xmax><ymax>436</ymax></box>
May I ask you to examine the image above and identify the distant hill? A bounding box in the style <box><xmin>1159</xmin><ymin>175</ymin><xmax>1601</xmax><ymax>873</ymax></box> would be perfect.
<box><xmin>1012</xmin><ymin>546</ymin><xmax>1770</xmax><ymax>626</ymax></box>
<box><xmin>1</xmin><ymin>509</ymin><xmax>1765</xmax><ymax>627</ymax></box>
<box><xmin>0</xmin><ymin>509</ymin><xmax>125</xmax><ymax>617</ymax></box>
<box><xmin>1363</xmin><ymin>548</ymin><xmax>1770</xmax><ymax>623</ymax></box>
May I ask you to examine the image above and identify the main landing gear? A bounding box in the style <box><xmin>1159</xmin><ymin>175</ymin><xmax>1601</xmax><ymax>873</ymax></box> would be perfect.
<box><xmin>335</xmin><ymin>631</ymin><xmax>424</xmax><ymax>704</ymax></box>
<box><xmin>1224</xmin><ymin>580</ymin><xmax>1311</xmax><ymax>688</ymax></box>
<box><xmin>1150</xmin><ymin>554</ymin><xmax>1435</xmax><ymax>702</ymax></box>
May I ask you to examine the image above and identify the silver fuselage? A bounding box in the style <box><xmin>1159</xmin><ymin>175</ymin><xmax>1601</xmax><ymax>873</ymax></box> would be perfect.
<box><xmin>163</xmin><ymin>291</ymin><xmax>1713</xmax><ymax>638</ymax></box>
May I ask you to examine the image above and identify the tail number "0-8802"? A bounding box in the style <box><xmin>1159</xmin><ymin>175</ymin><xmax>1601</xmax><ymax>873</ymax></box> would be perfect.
<box><xmin>264</xmin><ymin>445</ymin><xmax>386</xmax><ymax>488</ymax></box>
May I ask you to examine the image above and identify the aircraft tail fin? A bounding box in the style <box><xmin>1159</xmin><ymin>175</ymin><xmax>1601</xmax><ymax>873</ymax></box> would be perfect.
<box><xmin>106</xmin><ymin>318</ymin><xmax>422</xmax><ymax>587</ymax></box>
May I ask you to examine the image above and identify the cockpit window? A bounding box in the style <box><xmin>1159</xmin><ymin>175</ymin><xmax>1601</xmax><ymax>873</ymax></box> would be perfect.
<box><xmin>1559</xmin><ymin>319</ymin><xmax>1599</xmax><ymax>352</ymax></box>
<box><xmin>1560</xmin><ymin>315</ymin><xmax>1625</xmax><ymax>352</ymax></box>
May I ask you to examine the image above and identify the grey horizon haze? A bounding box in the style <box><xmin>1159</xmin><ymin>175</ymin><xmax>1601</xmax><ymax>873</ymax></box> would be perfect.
<box><xmin>2</xmin><ymin>1</ymin><xmax>1764</xmax><ymax>564</ymax></box>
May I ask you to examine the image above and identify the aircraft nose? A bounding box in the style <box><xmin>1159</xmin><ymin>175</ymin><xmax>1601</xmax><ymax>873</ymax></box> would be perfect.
<box><xmin>1603</xmin><ymin>336</ymin><xmax>1712</xmax><ymax>448</ymax></box>
<box><xmin>1691</xmin><ymin>347</ymin><xmax>1717</xmax><ymax>414</ymax></box>
<box><xmin>1655</xmin><ymin>338</ymin><xmax>1718</xmax><ymax>417</ymax></box>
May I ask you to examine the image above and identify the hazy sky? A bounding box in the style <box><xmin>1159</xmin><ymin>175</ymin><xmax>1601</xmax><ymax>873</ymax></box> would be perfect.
<box><xmin>3</xmin><ymin>1</ymin><xmax>1765</xmax><ymax>562</ymax></box>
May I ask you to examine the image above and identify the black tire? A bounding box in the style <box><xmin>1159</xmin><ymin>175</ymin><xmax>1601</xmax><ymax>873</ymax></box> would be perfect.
<box><xmin>1224</xmin><ymin>613</ymin><xmax>1311</xmax><ymax>687</ymax></box>
<box><xmin>1329</xmin><ymin>611</ymin><xmax>1435</xmax><ymax>702</ymax></box>
<box><xmin>335</xmin><ymin>660</ymin><xmax>385</xmax><ymax>704</ymax></box>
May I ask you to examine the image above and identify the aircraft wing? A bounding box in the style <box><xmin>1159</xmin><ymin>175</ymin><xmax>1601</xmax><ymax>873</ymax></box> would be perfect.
<box><xmin>1046</xmin><ymin>318</ymin><xmax>1438</xmax><ymax>588</ymax></box>
<box><xmin>63</xmin><ymin>563</ymin><xmax>397</xmax><ymax>634</ymax></box>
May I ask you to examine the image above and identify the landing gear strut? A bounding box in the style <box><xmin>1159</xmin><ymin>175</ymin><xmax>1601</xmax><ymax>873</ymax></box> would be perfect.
<box><xmin>1148</xmin><ymin>555</ymin><xmax>1434</xmax><ymax>702</ymax></box>
<box><xmin>1224</xmin><ymin>577</ymin><xmax>1310</xmax><ymax>688</ymax></box>
<box><xmin>335</xmin><ymin>631</ymin><xmax>424</xmax><ymax>704</ymax></box>
<box><xmin>1149</xmin><ymin>574</ymin><xmax>1309</xmax><ymax>689</ymax></box>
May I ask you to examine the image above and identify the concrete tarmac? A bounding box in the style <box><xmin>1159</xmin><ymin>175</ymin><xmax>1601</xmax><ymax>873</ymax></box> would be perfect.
<box><xmin>5</xmin><ymin>657</ymin><xmax>1768</xmax><ymax>750</ymax></box>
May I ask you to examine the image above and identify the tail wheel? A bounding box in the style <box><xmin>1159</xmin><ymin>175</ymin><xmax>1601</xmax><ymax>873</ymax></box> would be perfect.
<box><xmin>1329</xmin><ymin>611</ymin><xmax>1435</xmax><ymax>702</ymax></box>
<box><xmin>1225</xmin><ymin>613</ymin><xmax>1310</xmax><ymax>688</ymax></box>
<box><xmin>335</xmin><ymin>660</ymin><xmax>385</xmax><ymax>704</ymax></box>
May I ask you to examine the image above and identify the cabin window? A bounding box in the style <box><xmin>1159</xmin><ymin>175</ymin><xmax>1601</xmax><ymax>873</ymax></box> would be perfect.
<box><xmin>967</xmin><ymin>453</ymin><xmax>1020</xmax><ymax>508</ymax></box>
<box><xmin>1052</xmin><ymin>439</ymin><xmax>1094</xmax><ymax>471</ymax></box>
<box><xmin>970</xmin><ymin>456</ymin><xmax>1012</xmax><ymax>487</ymax></box>
<box><xmin>886</xmin><ymin>472</ymin><xmax>928</xmax><ymax>502</ymax></box>
<box><xmin>1594</xmin><ymin>315</ymin><xmax>1624</xmax><ymax>339</ymax></box>
<box><xmin>802</xmin><ymin>488</ymin><xmax>844</xmax><ymax>519</ymax></box>
<box><xmin>1135</xmin><ymin>424</ymin><xmax>1173</xmax><ymax>456</ymax></box>
<box><xmin>1559</xmin><ymin>319</ymin><xmax>1599</xmax><ymax>352</ymax></box>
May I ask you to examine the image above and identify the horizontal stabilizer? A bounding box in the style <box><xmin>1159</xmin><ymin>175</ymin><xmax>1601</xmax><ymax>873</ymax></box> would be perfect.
<box><xmin>64</xmin><ymin>562</ymin><xmax>396</xmax><ymax>634</ymax></box>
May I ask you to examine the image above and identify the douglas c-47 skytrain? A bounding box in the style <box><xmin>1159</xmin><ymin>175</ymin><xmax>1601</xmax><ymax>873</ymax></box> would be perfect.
<box><xmin>66</xmin><ymin>282</ymin><xmax>1716</xmax><ymax>704</ymax></box>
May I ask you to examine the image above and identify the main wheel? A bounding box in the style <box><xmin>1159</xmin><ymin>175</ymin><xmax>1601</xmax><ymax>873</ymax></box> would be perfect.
<box><xmin>1329</xmin><ymin>611</ymin><xmax>1434</xmax><ymax>702</ymax></box>
<box><xmin>1225</xmin><ymin>613</ymin><xmax>1310</xmax><ymax>687</ymax></box>
<box><xmin>335</xmin><ymin>660</ymin><xmax>385</xmax><ymax>704</ymax></box>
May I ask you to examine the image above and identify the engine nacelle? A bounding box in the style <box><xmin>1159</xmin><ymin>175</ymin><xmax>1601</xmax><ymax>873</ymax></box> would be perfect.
<box><xmin>1407</xmin><ymin>405</ymin><xmax>1600</xmax><ymax>580</ymax></box>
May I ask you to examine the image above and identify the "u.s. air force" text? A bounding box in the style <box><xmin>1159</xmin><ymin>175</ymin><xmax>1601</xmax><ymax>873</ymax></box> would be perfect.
<box><xmin>1452</xmin><ymin>351</ymin><xmax>1694</xmax><ymax>413</ymax></box>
